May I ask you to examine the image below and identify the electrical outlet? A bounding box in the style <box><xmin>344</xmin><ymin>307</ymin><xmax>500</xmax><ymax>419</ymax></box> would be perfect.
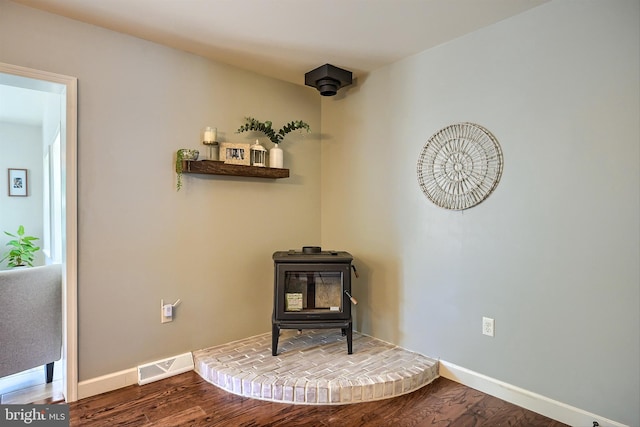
<box><xmin>161</xmin><ymin>300</ymin><xmax>173</xmax><ymax>324</ymax></box>
<box><xmin>482</xmin><ymin>317</ymin><xmax>494</xmax><ymax>337</ymax></box>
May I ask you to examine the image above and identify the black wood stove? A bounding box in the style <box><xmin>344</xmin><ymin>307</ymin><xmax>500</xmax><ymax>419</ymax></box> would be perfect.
<box><xmin>272</xmin><ymin>247</ymin><xmax>356</xmax><ymax>356</ymax></box>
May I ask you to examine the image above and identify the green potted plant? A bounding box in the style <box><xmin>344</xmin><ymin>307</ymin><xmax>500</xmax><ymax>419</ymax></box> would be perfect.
<box><xmin>236</xmin><ymin>117</ymin><xmax>310</xmax><ymax>168</ymax></box>
<box><xmin>1</xmin><ymin>225</ymin><xmax>40</xmax><ymax>268</ymax></box>
<box><xmin>175</xmin><ymin>149</ymin><xmax>199</xmax><ymax>191</ymax></box>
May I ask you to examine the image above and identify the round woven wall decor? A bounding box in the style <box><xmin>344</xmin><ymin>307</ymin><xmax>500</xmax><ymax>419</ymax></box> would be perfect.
<box><xmin>417</xmin><ymin>122</ymin><xmax>503</xmax><ymax>210</ymax></box>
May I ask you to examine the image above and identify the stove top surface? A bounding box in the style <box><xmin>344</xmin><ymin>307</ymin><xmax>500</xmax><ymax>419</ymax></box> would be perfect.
<box><xmin>273</xmin><ymin>247</ymin><xmax>353</xmax><ymax>262</ymax></box>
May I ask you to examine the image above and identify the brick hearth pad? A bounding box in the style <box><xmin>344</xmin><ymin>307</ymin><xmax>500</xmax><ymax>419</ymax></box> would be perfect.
<box><xmin>193</xmin><ymin>329</ymin><xmax>439</xmax><ymax>405</ymax></box>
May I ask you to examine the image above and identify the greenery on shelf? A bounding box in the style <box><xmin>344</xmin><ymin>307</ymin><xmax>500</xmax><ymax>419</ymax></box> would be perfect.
<box><xmin>176</xmin><ymin>149</ymin><xmax>199</xmax><ymax>191</ymax></box>
<box><xmin>176</xmin><ymin>150</ymin><xmax>185</xmax><ymax>191</ymax></box>
<box><xmin>1</xmin><ymin>225</ymin><xmax>40</xmax><ymax>268</ymax></box>
<box><xmin>236</xmin><ymin>117</ymin><xmax>310</xmax><ymax>145</ymax></box>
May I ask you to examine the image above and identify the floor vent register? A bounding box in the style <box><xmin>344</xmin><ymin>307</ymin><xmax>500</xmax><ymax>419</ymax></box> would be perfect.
<box><xmin>137</xmin><ymin>352</ymin><xmax>194</xmax><ymax>385</ymax></box>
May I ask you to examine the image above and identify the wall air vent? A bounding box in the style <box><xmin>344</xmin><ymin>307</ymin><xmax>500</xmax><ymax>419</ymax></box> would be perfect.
<box><xmin>137</xmin><ymin>352</ymin><xmax>194</xmax><ymax>385</ymax></box>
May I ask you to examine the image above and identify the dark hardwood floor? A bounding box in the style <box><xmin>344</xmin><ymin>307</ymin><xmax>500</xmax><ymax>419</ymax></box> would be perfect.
<box><xmin>69</xmin><ymin>371</ymin><xmax>567</xmax><ymax>426</ymax></box>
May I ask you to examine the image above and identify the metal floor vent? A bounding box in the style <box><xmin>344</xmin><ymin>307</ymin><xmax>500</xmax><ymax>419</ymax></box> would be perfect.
<box><xmin>137</xmin><ymin>352</ymin><xmax>194</xmax><ymax>385</ymax></box>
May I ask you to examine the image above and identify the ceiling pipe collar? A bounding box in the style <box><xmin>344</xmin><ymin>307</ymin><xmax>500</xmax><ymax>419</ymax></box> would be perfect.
<box><xmin>305</xmin><ymin>64</ymin><xmax>353</xmax><ymax>96</ymax></box>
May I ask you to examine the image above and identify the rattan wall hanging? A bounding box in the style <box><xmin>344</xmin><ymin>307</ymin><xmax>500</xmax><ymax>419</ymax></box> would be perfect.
<box><xmin>417</xmin><ymin>122</ymin><xmax>503</xmax><ymax>210</ymax></box>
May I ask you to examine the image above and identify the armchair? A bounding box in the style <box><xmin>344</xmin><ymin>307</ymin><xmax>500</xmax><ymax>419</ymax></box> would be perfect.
<box><xmin>0</xmin><ymin>264</ymin><xmax>62</xmax><ymax>383</ymax></box>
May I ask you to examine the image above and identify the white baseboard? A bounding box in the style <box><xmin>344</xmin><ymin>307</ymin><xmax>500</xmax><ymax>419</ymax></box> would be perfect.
<box><xmin>78</xmin><ymin>352</ymin><xmax>196</xmax><ymax>399</ymax></box>
<box><xmin>73</xmin><ymin>357</ymin><xmax>627</xmax><ymax>427</ymax></box>
<box><xmin>77</xmin><ymin>368</ymin><xmax>138</xmax><ymax>400</ymax></box>
<box><xmin>439</xmin><ymin>360</ymin><xmax>627</xmax><ymax>427</ymax></box>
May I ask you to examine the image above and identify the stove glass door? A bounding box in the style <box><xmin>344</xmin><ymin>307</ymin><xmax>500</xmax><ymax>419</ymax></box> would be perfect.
<box><xmin>284</xmin><ymin>271</ymin><xmax>343</xmax><ymax>313</ymax></box>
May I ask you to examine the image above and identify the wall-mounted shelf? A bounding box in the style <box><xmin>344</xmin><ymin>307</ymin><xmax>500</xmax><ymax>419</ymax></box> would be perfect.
<box><xmin>181</xmin><ymin>160</ymin><xmax>289</xmax><ymax>179</ymax></box>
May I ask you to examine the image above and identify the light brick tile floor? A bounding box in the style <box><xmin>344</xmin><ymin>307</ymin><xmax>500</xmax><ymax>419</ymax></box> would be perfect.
<box><xmin>193</xmin><ymin>329</ymin><xmax>438</xmax><ymax>405</ymax></box>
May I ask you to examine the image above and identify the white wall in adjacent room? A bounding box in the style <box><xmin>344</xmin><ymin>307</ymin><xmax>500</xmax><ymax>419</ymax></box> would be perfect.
<box><xmin>0</xmin><ymin>121</ymin><xmax>44</xmax><ymax>268</ymax></box>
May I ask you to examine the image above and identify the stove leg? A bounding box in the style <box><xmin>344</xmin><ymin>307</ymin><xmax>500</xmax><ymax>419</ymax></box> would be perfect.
<box><xmin>347</xmin><ymin>323</ymin><xmax>353</xmax><ymax>354</ymax></box>
<box><xmin>272</xmin><ymin>324</ymin><xmax>280</xmax><ymax>356</ymax></box>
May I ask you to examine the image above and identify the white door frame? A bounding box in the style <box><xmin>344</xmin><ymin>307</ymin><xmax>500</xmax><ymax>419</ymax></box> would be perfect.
<box><xmin>0</xmin><ymin>62</ymin><xmax>78</xmax><ymax>402</ymax></box>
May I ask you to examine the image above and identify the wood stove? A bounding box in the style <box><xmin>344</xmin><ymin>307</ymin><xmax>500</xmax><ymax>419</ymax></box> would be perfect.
<box><xmin>272</xmin><ymin>247</ymin><xmax>355</xmax><ymax>356</ymax></box>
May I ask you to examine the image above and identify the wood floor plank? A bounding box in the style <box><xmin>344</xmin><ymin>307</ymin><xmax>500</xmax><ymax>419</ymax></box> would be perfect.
<box><xmin>148</xmin><ymin>406</ymin><xmax>207</xmax><ymax>427</ymax></box>
<box><xmin>469</xmin><ymin>393</ymin><xmax>568</xmax><ymax>427</ymax></box>
<box><xmin>68</xmin><ymin>371</ymin><xmax>569</xmax><ymax>426</ymax></box>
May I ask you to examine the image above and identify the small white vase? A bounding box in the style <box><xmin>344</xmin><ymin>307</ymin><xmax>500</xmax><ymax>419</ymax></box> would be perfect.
<box><xmin>269</xmin><ymin>144</ymin><xmax>283</xmax><ymax>168</ymax></box>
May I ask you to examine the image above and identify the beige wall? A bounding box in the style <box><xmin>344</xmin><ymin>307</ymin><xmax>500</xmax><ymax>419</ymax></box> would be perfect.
<box><xmin>0</xmin><ymin>0</ymin><xmax>321</xmax><ymax>379</ymax></box>
<box><xmin>320</xmin><ymin>1</ymin><xmax>639</xmax><ymax>426</ymax></box>
<box><xmin>2</xmin><ymin>0</ymin><xmax>639</xmax><ymax>425</ymax></box>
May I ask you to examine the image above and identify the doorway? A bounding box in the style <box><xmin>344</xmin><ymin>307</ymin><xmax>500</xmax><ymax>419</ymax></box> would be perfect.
<box><xmin>0</xmin><ymin>62</ymin><xmax>78</xmax><ymax>402</ymax></box>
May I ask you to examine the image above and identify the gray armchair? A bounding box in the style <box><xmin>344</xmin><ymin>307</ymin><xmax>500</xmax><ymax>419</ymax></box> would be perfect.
<box><xmin>0</xmin><ymin>264</ymin><xmax>62</xmax><ymax>383</ymax></box>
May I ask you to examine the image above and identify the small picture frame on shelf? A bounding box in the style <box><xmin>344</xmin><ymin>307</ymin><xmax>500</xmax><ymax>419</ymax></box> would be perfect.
<box><xmin>8</xmin><ymin>168</ymin><xmax>28</xmax><ymax>197</ymax></box>
<box><xmin>220</xmin><ymin>143</ymin><xmax>251</xmax><ymax>166</ymax></box>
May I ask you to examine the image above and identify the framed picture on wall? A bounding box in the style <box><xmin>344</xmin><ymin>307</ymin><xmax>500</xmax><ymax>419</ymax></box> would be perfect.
<box><xmin>8</xmin><ymin>168</ymin><xmax>28</xmax><ymax>197</ymax></box>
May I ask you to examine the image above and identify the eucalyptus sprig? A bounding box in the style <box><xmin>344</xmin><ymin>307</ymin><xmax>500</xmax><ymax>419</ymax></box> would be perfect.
<box><xmin>236</xmin><ymin>117</ymin><xmax>310</xmax><ymax>145</ymax></box>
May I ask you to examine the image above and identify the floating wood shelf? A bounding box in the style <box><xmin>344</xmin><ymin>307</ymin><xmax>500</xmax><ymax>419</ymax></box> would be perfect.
<box><xmin>181</xmin><ymin>160</ymin><xmax>289</xmax><ymax>179</ymax></box>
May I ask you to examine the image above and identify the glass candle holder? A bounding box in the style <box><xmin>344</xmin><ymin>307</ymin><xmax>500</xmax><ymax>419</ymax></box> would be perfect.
<box><xmin>203</xmin><ymin>126</ymin><xmax>217</xmax><ymax>144</ymax></box>
<box><xmin>202</xmin><ymin>127</ymin><xmax>219</xmax><ymax>160</ymax></box>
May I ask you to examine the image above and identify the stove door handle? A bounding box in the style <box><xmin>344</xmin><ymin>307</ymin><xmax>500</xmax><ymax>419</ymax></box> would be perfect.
<box><xmin>351</xmin><ymin>264</ymin><xmax>359</xmax><ymax>278</ymax></box>
<box><xmin>344</xmin><ymin>290</ymin><xmax>358</xmax><ymax>305</ymax></box>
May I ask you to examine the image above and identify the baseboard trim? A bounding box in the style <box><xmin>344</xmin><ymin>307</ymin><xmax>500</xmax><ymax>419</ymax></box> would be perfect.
<box><xmin>72</xmin><ymin>358</ymin><xmax>628</xmax><ymax>427</ymax></box>
<box><xmin>77</xmin><ymin>368</ymin><xmax>138</xmax><ymax>400</ymax></box>
<box><xmin>439</xmin><ymin>361</ymin><xmax>627</xmax><ymax>427</ymax></box>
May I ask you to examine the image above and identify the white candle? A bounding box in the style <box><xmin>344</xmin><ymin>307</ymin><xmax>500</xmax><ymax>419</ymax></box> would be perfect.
<box><xmin>212</xmin><ymin>127</ymin><xmax>217</xmax><ymax>142</ymax></box>
<box><xmin>203</xmin><ymin>127</ymin><xmax>217</xmax><ymax>142</ymax></box>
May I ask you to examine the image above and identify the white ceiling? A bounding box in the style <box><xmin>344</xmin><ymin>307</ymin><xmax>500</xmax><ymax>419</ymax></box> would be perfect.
<box><xmin>10</xmin><ymin>0</ymin><xmax>548</xmax><ymax>85</ymax></box>
<box><xmin>3</xmin><ymin>0</ymin><xmax>548</xmax><ymax>125</ymax></box>
<box><xmin>0</xmin><ymin>84</ymin><xmax>47</xmax><ymax>126</ymax></box>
